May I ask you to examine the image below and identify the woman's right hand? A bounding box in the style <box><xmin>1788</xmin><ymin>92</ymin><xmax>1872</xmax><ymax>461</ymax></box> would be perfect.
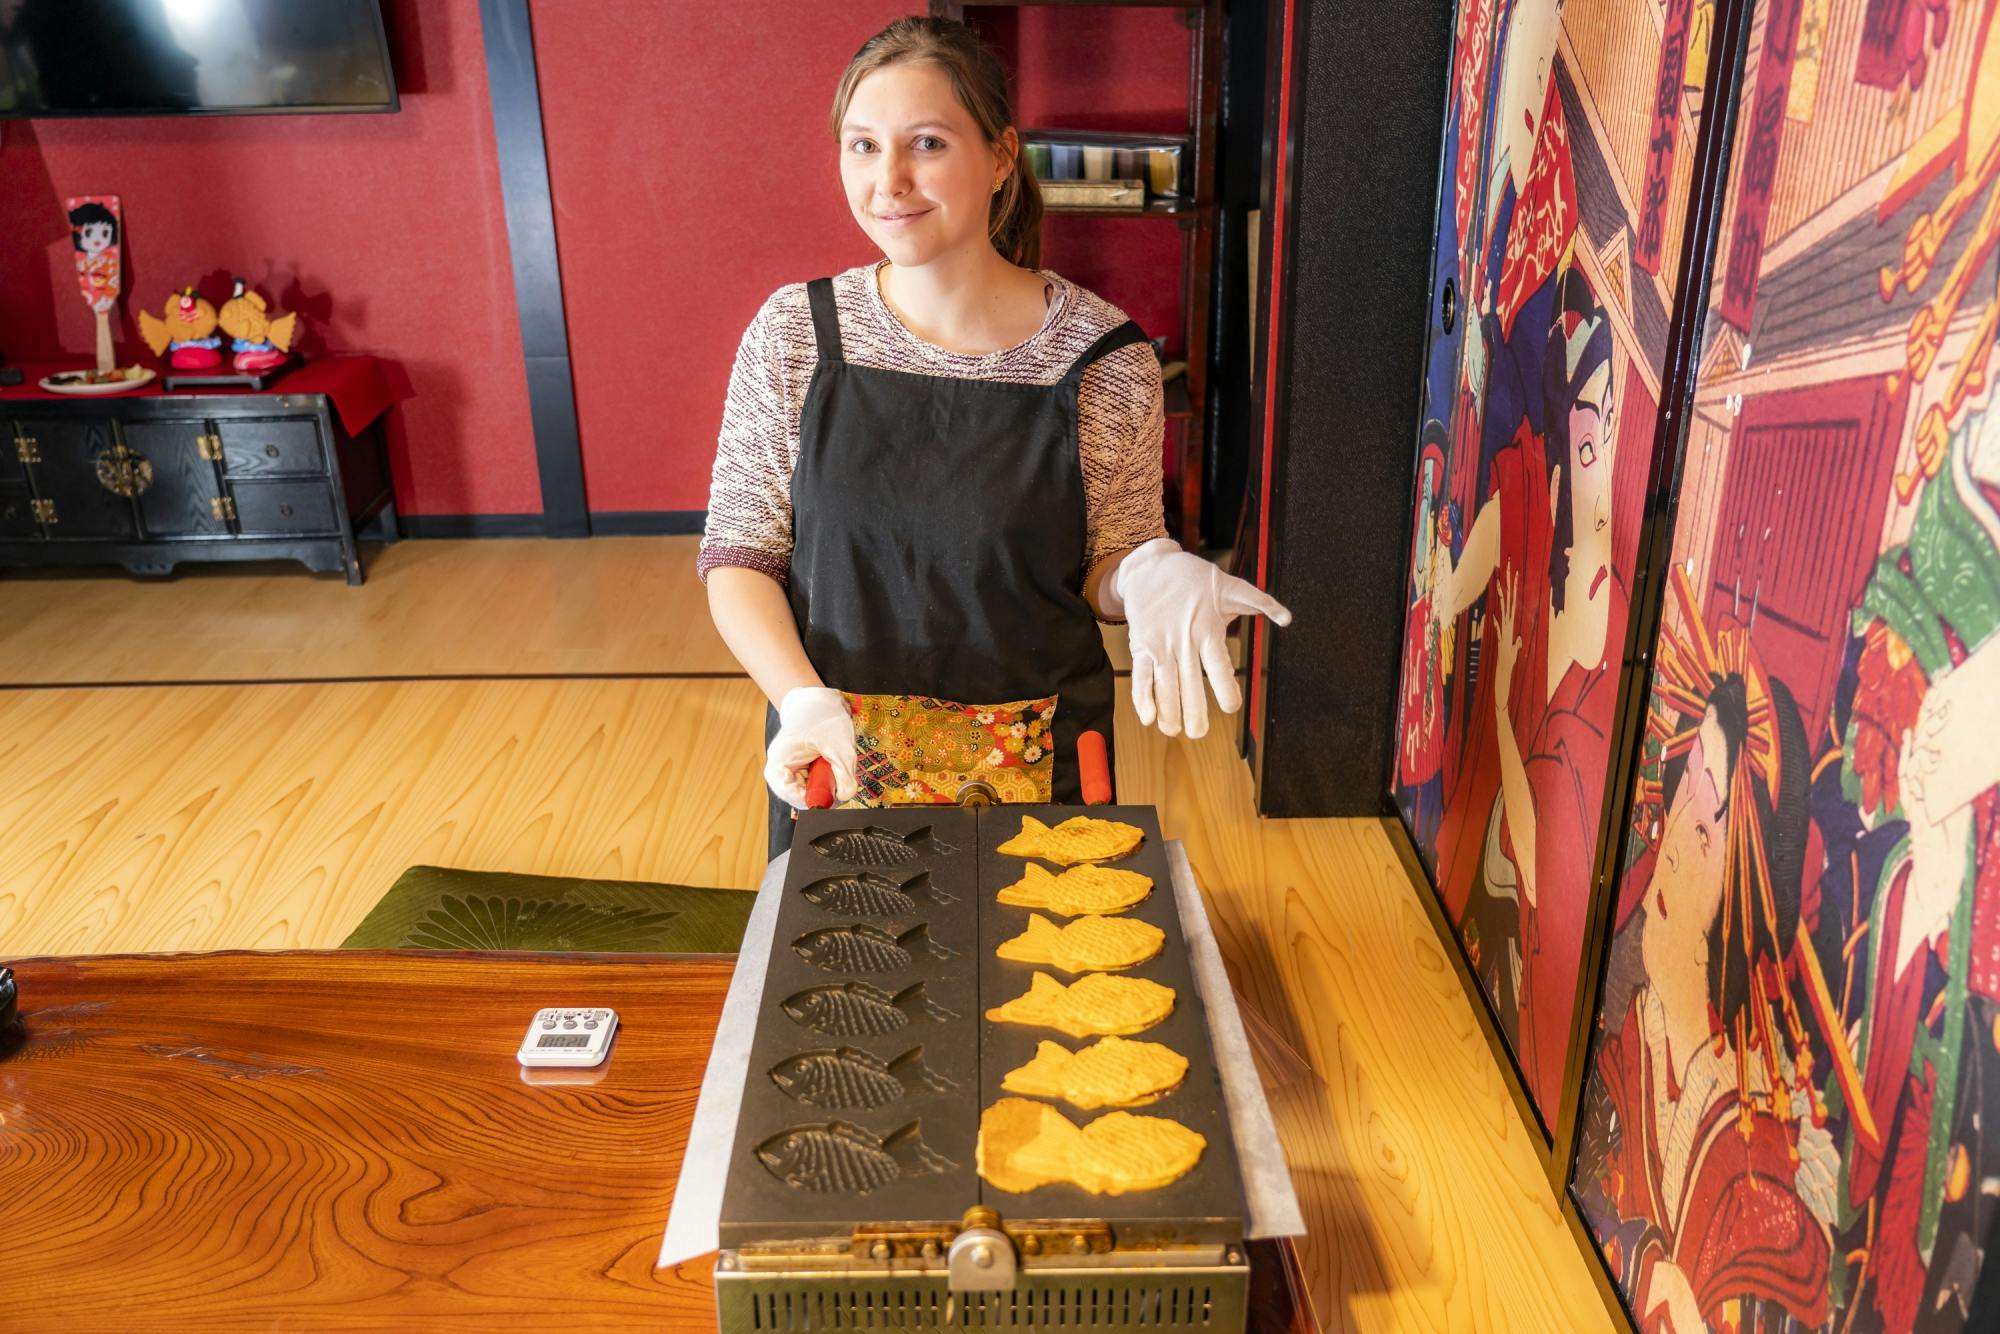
<box><xmin>765</xmin><ymin>686</ymin><xmax>860</xmax><ymax>809</ymax></box>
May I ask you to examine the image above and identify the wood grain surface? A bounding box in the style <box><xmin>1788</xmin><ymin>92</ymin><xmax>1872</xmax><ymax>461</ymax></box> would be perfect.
<box><xmin>0</xmin><ymin>535</ymin><xmax>1137</xmax><ymax>683</ymax></box>
<box><xmin>0</xmin><ymin>678</ymin><xmax>771</xmax><ymax>957</ymax></box>
<box><xmin>0</xmin><ymin>538</ymin><xmax>1613</xmax><ymax>1331</ymax></box>
<box><xmin>0</xmin><ymin>951</ymin><xmax>730</xmax><ymax>1330</ymax></box>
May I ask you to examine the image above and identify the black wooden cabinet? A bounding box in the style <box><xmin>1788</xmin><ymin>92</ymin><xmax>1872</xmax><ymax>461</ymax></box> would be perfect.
<box><xmin>0</xmin><ymin>392</ymin><xmax>396</xmax><ymax>585</ymax></box>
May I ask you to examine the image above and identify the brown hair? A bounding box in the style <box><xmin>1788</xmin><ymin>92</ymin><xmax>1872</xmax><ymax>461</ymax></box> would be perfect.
<box><xmin>829</xmin><ymin>16</ymin><xmax>1043</xmax><ymax>269</ymax></box>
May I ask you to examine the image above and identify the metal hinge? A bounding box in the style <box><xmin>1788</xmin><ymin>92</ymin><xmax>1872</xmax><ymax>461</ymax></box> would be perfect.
<box><xmin>31</xmin><ymin>498</ymin><xmax>56</xmax><ymax>524</ymax></box>
<box><xmin>16</xmin><ymin>436</ymin><xmax>40</xmax><ymax>464</ymax></box>
<box><xmin>198</xmin><ymin>433</ymin><xmax>223</xmax><ymax>461</ymax></box>
<box><xmin>211</xmin><ymin>496</ymin><xmax>237</xmax><ymax>521</ymax></box>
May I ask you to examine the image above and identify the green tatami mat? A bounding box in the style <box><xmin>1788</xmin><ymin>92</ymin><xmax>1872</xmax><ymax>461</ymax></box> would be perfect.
<box><xmin>341</xmin><ymin>865</ymin><xmax>755</xmax><ymax>952</ymax></box>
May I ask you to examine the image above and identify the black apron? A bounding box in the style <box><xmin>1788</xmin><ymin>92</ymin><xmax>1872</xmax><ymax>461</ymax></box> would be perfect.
<box><xmin>765</xmin><ymin>275</ymin><xmax>1147</xmax><ymax>858</ymax></box>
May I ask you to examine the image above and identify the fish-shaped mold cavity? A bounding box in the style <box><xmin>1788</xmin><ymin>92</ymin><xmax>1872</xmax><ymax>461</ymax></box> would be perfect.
<box><xmin>755</xmin><ymin>1120</ymin><xmax>954</xmax><ymax>1194</ymax></box>
<box><xmin>780</xmin><ymin>981</ymin><xmax>958</xmax><ymax>1036</ymax></box>
<box><xmin>799</xmin><ymin>871</ymin><xmax>953</xmax><ymax>918</ymax></box>
<box><xmin>810</xmin><ymin>825</ymin><xmax>956</xmax><ymax>866</ymax></box>
<box><xmin>768</xmin><ymin>1045</ymin><xmax>952</xmax><ymax>1108</ymax></box>
<box><xmin>792</xmin><ymin>922</ymin><xmax>955</xmax><ymax>973</ymax></box>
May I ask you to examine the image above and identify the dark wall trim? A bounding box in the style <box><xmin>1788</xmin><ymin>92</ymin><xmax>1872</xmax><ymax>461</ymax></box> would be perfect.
<box><xmin>1250</xmin><ymin>0</ymin><xmax>1453</xmax><ymax>816</ymax></box>
<box><xmin>398</xmin><ymin>513</ymin><xmax>548</xmax><ymax>539</ymax></box>
<box><xmin>396</xmin><ymin>512</ymin><xmax>707</xmax><ymax>540</ymax></box>
<box><xmin>479</xmin><ymin>0</ymin><xmax>589</xmax><ymax>538</ymax></box>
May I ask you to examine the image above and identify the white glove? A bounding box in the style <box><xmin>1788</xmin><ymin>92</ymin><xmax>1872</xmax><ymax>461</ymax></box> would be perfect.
<box><xmin>1115</xmin><ymin>537</ymin><xmax>1292</xmax><ymax>739</ymax></box>
<box><xmin>764</xmin><ymin>686</ymin><xmax>860</xmax><ymax>809</ymax></box>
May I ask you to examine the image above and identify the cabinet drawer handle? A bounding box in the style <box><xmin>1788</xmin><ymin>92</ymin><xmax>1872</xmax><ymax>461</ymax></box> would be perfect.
<box><xmin>279</xmin><ymin>503</ymin><xmax>294</xmax><ymax>518</ymax></box>
<box><xmin>265</xmin><ymin>445</ymin><xmax>281</xmax><ymax>459</ymax></box>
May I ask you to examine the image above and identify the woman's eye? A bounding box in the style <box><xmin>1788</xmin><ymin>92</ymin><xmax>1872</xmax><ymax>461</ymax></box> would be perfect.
<box><xmin>849</xmin><ymin>139</ymin><xmax>876</xmax><ymax>154</ymax></box>
<box><xmin>1695</xmin><ymin>823</ymin><xmax>1710</xmax><ymax>855</ymax></box>
<box><xmin>916</xmin><ymin>136</ymin><xmax>945</xmax><ymax>151</ymax></box>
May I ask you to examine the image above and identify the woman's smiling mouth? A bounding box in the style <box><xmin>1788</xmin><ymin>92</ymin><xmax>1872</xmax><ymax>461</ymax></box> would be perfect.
<box><xmin>876</xmin><ymin>208</ymin><xmax>932</xmax><ymax>225</ymax></box>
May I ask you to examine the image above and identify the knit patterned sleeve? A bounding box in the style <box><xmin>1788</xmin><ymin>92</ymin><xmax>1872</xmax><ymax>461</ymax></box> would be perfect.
<box><xmin>1077</xmin><ymin>340</ymin><xmax>1169</xmax><ymax>575</ymax></box>
<box><xmin>698</xmin><ymin>286</ymin><xmax>809</xmax><ymax>584</ymax></box>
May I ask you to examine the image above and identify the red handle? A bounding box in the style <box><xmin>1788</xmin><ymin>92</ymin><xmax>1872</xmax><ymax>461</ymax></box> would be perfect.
<box><xmin>805</xmin><ymin>757</ymin><xmax>836</xmax><ymax>809</ymax></box>
<box><xmin>1078</xmin><ymin>730</ymin><xmax>1112</xmax><ymax>806</ymax></box>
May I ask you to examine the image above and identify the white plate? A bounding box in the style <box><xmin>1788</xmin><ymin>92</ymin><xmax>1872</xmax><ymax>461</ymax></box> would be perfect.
<box><xmin>37</xmin><ymin>367</ymin><xmax>157</xmax><ymax>396</ymax></box>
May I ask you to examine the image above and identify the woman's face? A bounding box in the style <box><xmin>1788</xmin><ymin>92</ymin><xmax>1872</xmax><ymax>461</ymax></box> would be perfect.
<box><xmin>79</xmin><ymin>222</ymin><xmax>114</xmax><ymax>256</ymax></box>
<box><xmin>1565</xmin><ymin>358</ymin><xmax>1616</xmax><ymax>613</ymax></box>
<box><xmin>1641</xmin><ymin>710</ymin><xmax>1730</xmax><ymax>995</ymax></box>
<box><xmin>840</xmin><ymin>62</ymin><xmax>1008</xmax><ymax>268</ymax></box>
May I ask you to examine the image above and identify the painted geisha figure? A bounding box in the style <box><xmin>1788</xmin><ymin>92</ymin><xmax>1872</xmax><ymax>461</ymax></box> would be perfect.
<box><xmin>1401</xmin><ymin>0</ymin><xmax>1580</xmax><ymax>884</ymax></box>
<box><xmin>68</xmin><ymin>200</ymin><xmax>120</xmax><ymax>313</ymax></box>
<box><xmin>1577</xmin><ymin>581</ymin><xmax>1837</xmax><ymax>1332</ymax></box>
<box><xmin>1422</xmin><ymin>265</ymin><xmax>1626</xmax><ymax>1110</ymax></box>
<box><xmin>1807</xmin><ymin>404</ymin><xmax>2000</xmax><ymax>1331</ymax></box>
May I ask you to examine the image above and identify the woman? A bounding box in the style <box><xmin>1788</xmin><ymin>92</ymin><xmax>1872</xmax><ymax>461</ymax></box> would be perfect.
<box><xmin>700</xmin><ymin>18</ymin><xmax>1290</xmax><ymax>855</ymax></box>
<box><xmin>1582</xmin><ymin>582</ymin><xmax>1835</xmax><ymax>1333</ymax></box>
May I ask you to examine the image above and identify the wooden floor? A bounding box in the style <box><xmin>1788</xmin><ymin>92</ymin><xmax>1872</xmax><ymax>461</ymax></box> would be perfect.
<box><xmin>0</xmin><ymin>538</ymin><xmax>1611</xmax><ymax>1332</ymax></box>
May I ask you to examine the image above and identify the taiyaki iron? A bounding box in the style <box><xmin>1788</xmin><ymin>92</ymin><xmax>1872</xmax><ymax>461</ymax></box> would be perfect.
<box><xmin>996</xmin><ymin>862</ymin><xmax>1152</xmax><ymax>916</ymax></box>
<box><xmin>985</xmin><ymin>971</ymin><xmax>1175</xmax><ymax>1038</ymax></box>
<box><xmin>769</xmin><ymin>1045</ymin><xmax>952</xmax><ymax>1109</ymax></box>
<box><xmin>781</xmin><ymin>981</ymin><xmax>956</xmax><ymax>1036</ymax></box>
<box><xmin>1001</xmin><ymin>1036</ymin><xmax>1188</xmax><ymax>1109</ymax></box>
<box><xmin>996</xmin><ymin>912</ymin><xmax>1165</xmax><ymax>973</ymax></box>
<box><xmin>996</xmin><ymin>815</ymin><xmax>1143</xmax><ymax>865</ymax></box>
<box><xmin>792</xmin><ymin>922</ymin><xmax>954</xmax><ymax>973</ymax></box>
<box><xmin>757</xmin><ymin>1120</ymin><xmax>954</xmax><ymax>1194</ymax></box>
<box><xmin>800</xmin><ymin>871</ymin><xmax>953</xmax><ymax>917</ymax></box>
<box><xmin>977</xmin><ymin>1097</ymin><xmax>1205</xmax><ymax>1195</ymax></box>
<box><xmin>811</xmin><ymin>825</ymin><xmax>955</xmax><ymax>866</ymax></box>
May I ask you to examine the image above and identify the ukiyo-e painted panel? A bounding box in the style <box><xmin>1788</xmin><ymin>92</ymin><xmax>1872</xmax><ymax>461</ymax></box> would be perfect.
<box><xmin>1568</xmin><ymin>1</ymin><xmax>2000</xmax><ymax>1330</ymax></box>
<box><xmin>1393</xmin><ymin>0</ymin><xmax>1718</xmax><ymax>1134</ymax></box>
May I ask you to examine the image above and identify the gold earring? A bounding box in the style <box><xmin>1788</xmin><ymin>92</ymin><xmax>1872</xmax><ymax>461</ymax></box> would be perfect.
<box><xmin>992</xmin><ymin>178</ymin><xmax>1004</xmax><ymax>194</ymax></box>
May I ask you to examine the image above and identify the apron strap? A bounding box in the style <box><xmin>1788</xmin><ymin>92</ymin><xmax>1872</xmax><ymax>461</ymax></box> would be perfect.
<box><xmin>1061</xmin><ymin>319</ymin><xmax>1150</xmax><ymax>386</ymax></box>
<box><xmin>806</xmin><ymin>277</ymin><xmax>844</xmax><ymax>363</ymax></box>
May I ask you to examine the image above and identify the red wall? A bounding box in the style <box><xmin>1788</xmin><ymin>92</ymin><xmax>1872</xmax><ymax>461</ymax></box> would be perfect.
<box><xmin>0</xmin><ymin>0</ymin><xmax>540</xmax><ymax>518</ymax></box>
<box><xmin>0</xmin><ymin>2</ymin><xmax>1196</xmax><ymax>519</ymax></box>
<box><xmin>531</xmin><ymin>1</ymin><xmax>1195</xmax><ymax>513</ymax></box>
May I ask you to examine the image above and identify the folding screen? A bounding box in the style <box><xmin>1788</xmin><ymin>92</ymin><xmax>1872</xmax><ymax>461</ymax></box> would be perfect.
<box><xmin>1566</xmin><ymin>1</ymin><xmax>2000</xmax><ymax>1329</ymax></box>
<box><xmin>1390</xmin><ymin>0</ymin><xmax>1729</xmax><ymax>1149</ymax></box>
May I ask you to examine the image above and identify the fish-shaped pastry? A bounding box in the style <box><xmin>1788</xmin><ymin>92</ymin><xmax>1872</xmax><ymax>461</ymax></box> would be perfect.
<box><xmin>996</xmin><ymin>862</ymin><xmax>1152</xmax><ymax>916</ymax></box>
<box><xmin>996</xmin><ymin>814</ymin><xmax>1143</xmax><ymax>865</ymax></box>
<box><xmin>800</xmin><ymin>871</ymin><xmax>954</xmax><ymax>918</ymax></box>
<box><xmin>977</xmin><ymin>1097</ymin><xmax>1205</xmax><ymax>1195</ymax></box>
<box><xmin>1001</xmin><ymin>1036</ymin><xmax>1188</xmax><ymax>1109</ymax></box>
<box><xmin>985</xmin><ymin>971</ymin><xmax>1175</xmax><ymax>1038</ymax></box>
<box><xmin>757</xmin><ymin>1119</ymin><xmax>954</xmax><ymax>1194</ymax></box>
<box><xmin>996</xmin><ymin>913</ymin><xmax>1165</xmax><ymax>973</ymax></box>
<box><xmin>769</xmin><ymin>1045</ymin><xmax>953</xmax><ymax>1108</ymax></box>
<box><xmin>792</xmin><ymin>922</ymin><xmax>955</xmax><ymax>973</ymax></box>
<box><xmin>781</xmin><ymin>981</ymin><xmax>957</xmax><ymax>1036</ymax></box>
<box><xmin>811</xmin><ymin>824</ymin><xmax>956</xmax><ymax>866</ymax></box>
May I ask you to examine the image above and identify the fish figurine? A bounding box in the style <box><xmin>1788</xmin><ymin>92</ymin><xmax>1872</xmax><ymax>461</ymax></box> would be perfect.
<box><xmin>792</xmin><ymin>922</ymin><xmax>954</xmax><ymax>973</ymax></box>
<box><xmin>769</xmin><ymin>1045</ymin><xmax>953</xmax><ymax>1108</ymax></box>
<box><xmin>811</xmin><ymin>824</ymin><xmax>957</xmax><ymax>866</ymax></box>
<box><xmin>756</xmin><ymin>1119</ymin><xmax>954</xmax><ymax>1194</ymax></box>
<box><xmin>781</xmin><ymin>981</ymin><xmax>957</xmax><ymax>1036</ymax></box>
<box><xmin>138</xmin><ymin>287</ymin><xmax>223</xmax><ymax>369</ymax></box>
<box><xmin>996</xmin><ymin>814</ymin><xmax>1144</xmax><ymax>866</ymax></box>
<box><xmin>215</xmin><ymin>277</ymin><xmax>299</xmax><ymax>372</ymax></box>
<box><xmin>800</xmin><ymin>871</ymin><xmax>954</xmax><ymax>918</ymax></box>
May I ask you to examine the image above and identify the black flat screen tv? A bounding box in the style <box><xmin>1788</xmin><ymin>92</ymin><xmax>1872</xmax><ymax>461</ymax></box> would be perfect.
<box><xmin>0</xmin><ymin>0</ymin><xmax>398</xmax><ymax>117</ymax></box>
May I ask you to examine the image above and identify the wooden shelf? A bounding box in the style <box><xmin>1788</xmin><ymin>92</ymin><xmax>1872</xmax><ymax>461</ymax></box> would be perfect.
<box><xmin>1044</xmin><ymin>198</ymin><xmax>1210</xmax><ymax>223</ymax></box>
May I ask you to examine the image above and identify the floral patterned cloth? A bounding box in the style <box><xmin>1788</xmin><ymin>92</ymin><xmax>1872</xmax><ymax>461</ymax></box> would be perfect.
<box><xmin>842</xmin><ymin>692</ymin><xmax>1059</xmax><ymax>806</ymax></box>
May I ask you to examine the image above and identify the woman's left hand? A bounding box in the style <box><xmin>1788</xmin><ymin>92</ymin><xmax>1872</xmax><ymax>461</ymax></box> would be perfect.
<box><xmin>1114</xmin><ymin>538</ymin><xmax>1291</xmax><ymax>739</ymax></box>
